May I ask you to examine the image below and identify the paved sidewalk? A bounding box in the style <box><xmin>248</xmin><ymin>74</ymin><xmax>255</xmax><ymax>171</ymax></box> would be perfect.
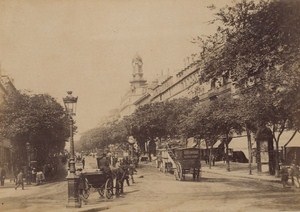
<box><xmin>149</xmin><ymin>159</ymin><xmax>281</xmax><ymax>183</ymax></box>
<box><xmin>201</xmin><ymin>162</ymin><xmax>280</xmax><ymax>183</ymax></box>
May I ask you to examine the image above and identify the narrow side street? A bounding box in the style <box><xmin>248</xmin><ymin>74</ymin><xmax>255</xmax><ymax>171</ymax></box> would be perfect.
<box><xmin>1</xmin><ymin>156</ymin><xmax>300</xmax><ymax>212</ymax></box>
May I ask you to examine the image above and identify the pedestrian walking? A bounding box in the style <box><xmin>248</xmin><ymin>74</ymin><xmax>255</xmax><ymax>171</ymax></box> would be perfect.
<box><xmin>15</xmin><ymin>170</ymin><xmax>24</xmax><ymax>190</ymax></box>
<box><xmin>82</xmin><ymin>157</ymin><xmax>85</xmax><ymax>169</ymax></box>
<box><xmin>0</xmin><ymin>164</ymin><xmax>6</xmax><ymax>186</ymax></box>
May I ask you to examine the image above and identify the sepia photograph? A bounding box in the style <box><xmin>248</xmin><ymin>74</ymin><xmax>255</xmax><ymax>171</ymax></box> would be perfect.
<box><xmin>0</xmin><ymin>0</ymin><xmax>300</xmax><ymax>211</ymax></box>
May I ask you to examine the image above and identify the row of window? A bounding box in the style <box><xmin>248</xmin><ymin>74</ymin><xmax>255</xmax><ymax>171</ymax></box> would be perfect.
<box><xmin>152</xmin><ymin>70</ymin><xmax>200</xmax><ymax>102</ymax></box>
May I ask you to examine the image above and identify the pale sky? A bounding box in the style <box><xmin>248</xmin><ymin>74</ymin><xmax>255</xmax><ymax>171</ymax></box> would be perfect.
<box><xmin>0</xmin><ymin>0</ymin><xmax>231</xmax><ymax>138</ymax></box>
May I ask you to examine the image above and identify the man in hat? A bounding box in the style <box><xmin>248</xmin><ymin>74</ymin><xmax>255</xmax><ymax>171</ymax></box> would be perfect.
<box><xmin>98</xmin><ymin>153</ymin><xmax>111</xmax><ymax>175</ymax></box>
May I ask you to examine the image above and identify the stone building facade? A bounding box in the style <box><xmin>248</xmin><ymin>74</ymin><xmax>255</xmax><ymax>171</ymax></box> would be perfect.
<box><xmin>120</xmin><ymin>56</ymin><xmax>235</xmax><ymax>115</ymax></box>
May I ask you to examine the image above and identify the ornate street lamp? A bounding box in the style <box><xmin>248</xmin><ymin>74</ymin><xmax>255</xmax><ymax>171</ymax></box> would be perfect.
<box><xmin>63</xmin><ymin>91</ymin><xmax>80</xmax><ymax>208</ymax></box>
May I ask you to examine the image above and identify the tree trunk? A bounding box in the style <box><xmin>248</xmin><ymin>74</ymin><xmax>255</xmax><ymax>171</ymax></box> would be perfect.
<box><xmin>246</xmin><ymin>127</ymin><xmax>252</xmax><ymax>175</ymax></box>
<box><xmin>256</xmin><ymin>138</ymin><xmax>261</xmax><ymax>173</ymax></box>
<box><xmin>268</xmin><ymin>137</ymin><xmax>275</xmax><ymax>176</ymax></box>
<box><xmin>275</xmin><ymin>140</ymin><xmax>280</xmax><ymax>177</ymax></box>
<box><xmin>225</xmin><ymin>135</ymin><xmax>230</xmax><ymax>172</ymax></box>
<box><xmin>209</xmin><ymin>147</ymin><xmax>212</xmax><ymax>169</ymax></box>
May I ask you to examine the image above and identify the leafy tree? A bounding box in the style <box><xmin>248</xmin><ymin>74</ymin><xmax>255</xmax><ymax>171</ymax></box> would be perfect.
<box><xmin>183</xmin><ymin>97</ymin><xmax>243</xmax><ymax>171</ymax></box>
<box><xmin>0</xmin><ymin>92</ymin><xmax>69</xmax><ymax>168</ymax></box>
<box><xmin>192</xmin><ymin>0</ymin><xmax>300</xmax><ymax>175</ymax></box>
<box><xmin>127</xmin><ymin>98</ymin><xmax>195</xmax><ymax>151</ymax></box>
<box><xmin>195</xmin><ymin>0</ymin><xmax>300</xmax><ymax>85</ymax></box>
<box><xmin>129</xmin><ymin>102</ymin><xmax>167</xmax><ymax>151</ymax></box>
<box><xmin>164</xmin><ymin>98</ymin><xmax>194</xmax><ymax>138</ymax></box>
<box><xmin>76</xmin><ymin>118</ymin><xmax>129</xmax><ymax>153</ymax></box>
<box><xmin>237</xmin><ymin>88</ymin><xmax>300</xmax><ymax>175</ymax></box>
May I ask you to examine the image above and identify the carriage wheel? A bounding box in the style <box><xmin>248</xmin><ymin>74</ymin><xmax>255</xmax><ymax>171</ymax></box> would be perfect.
<box><xmin>104</xmin><ymin>178</ymin><xmax>114</xmax><ymax>199</ymax></box>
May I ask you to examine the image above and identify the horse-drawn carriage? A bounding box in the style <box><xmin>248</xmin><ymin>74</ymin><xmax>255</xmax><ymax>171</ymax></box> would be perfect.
<box><xmin>80</xmin><ymin>171</ymin><xmax>114</xmax><ymax>199</ymax></box>
<box><xmin>79</xmin><ymin>156</ymin><xmax>128</xmax><ymax>200</ymax></box>
<box><xmin>157</xmin><ymin>147</ymin><xmax>201</xmax><ymax>181</ymax></box>
<box><xmin>173</xmin><ymin>148</ymin><xmax>201</xmax><ymax>181</ymax></box>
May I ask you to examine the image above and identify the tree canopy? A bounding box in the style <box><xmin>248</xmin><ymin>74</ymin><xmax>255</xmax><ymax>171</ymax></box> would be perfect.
<box><xmin>0</xmin><ymin>92</ymin><xmax>69</xmax><ymax>167</ymax></box>
<box><xmin>191</xmin><ymin>0</ymin><xmax>300</xmax><ymax>173</ymax></box>
<box><xmin>77</xmin><ymin>98</ymin><xmax>195</xmax><ymax>152</ymax></box>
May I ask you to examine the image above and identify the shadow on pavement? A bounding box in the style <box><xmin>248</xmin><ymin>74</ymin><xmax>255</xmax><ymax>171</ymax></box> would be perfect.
<box><xmin>79</xmin><ymin>206</ymin><xmax>110</xmax><ymax>212</ymax></box>
<box><xmin>200</xmin><ymin>177</ymin><xmax>232</xmax><ymax>183</ymax></box>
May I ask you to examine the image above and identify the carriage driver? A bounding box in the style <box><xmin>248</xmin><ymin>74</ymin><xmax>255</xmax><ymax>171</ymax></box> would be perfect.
<box><xmin>98</xmin><ymin>153</ymin><xmax>111</xmax><ymax>175</ymax></box>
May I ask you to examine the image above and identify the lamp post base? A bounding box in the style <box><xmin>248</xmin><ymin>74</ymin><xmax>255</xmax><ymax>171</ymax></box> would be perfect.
<box><xmin>66</xmin><ymin>172</ymin><xmax>81</xmax><ymax>208</ymax></box>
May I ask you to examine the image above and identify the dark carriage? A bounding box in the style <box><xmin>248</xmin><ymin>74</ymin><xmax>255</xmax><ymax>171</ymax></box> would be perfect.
<box><xmin>82</xmin><ymin>171</ymin><xmax>114</xmax><ymax>199</ymax></box>
<box><xmin>172</xmin><ymin>147</ymin><xmax>201</xmax><ymax>181</ymax></box>
<box><xmin>102</xmin><ymin>155</ymin><xmax>130</xmax><ymax>195</ymax></box>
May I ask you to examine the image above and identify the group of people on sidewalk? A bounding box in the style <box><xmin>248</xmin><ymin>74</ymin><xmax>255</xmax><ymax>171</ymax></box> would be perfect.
<box><xmin>12</xmin><ymin>164</ymin><xmax>56</xmax><ymax>190</ymax></box>
<box><xmin>0</xmin><ymin>163</ymin><xmax>27</xmax><ymax>190</ymax></box>
<box><xmin>13</xmin><ymin>168</ymin><xmax>46</xmax><ymax>190</ymax></box>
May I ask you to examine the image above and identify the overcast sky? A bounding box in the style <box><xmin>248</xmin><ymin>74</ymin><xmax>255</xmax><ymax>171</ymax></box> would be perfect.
<box><xmin>0</xmin><ymin>0</ymin><xmax>232</xmax><ymax>138</ymax></box>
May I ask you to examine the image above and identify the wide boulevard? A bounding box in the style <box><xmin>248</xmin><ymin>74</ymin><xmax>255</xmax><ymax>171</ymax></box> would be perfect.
<box><xmin>0</xmin><ymin>156</ymin><xmax>299</xmax><ymax>212</ymax></box>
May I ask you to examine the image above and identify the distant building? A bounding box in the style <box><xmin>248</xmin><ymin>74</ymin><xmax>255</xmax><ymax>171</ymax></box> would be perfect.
<box><xmin>119</xmin><ymin>54</ymin><xmax>148</xmax><ymax>118</ymax></box>
<box><xmin>119</xmin><ymin>56</ymin><xmax>236</xmax><ymax>116</ymax></box>
<box><xmin>0</xmin><ymin>69</ymin><xmax>17</xmax><ymax>172</ymax></box>
<box><xmin>151</xmin><ymin>61</ymin><xmax>201</xmax><ymax>103</ymax></box>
